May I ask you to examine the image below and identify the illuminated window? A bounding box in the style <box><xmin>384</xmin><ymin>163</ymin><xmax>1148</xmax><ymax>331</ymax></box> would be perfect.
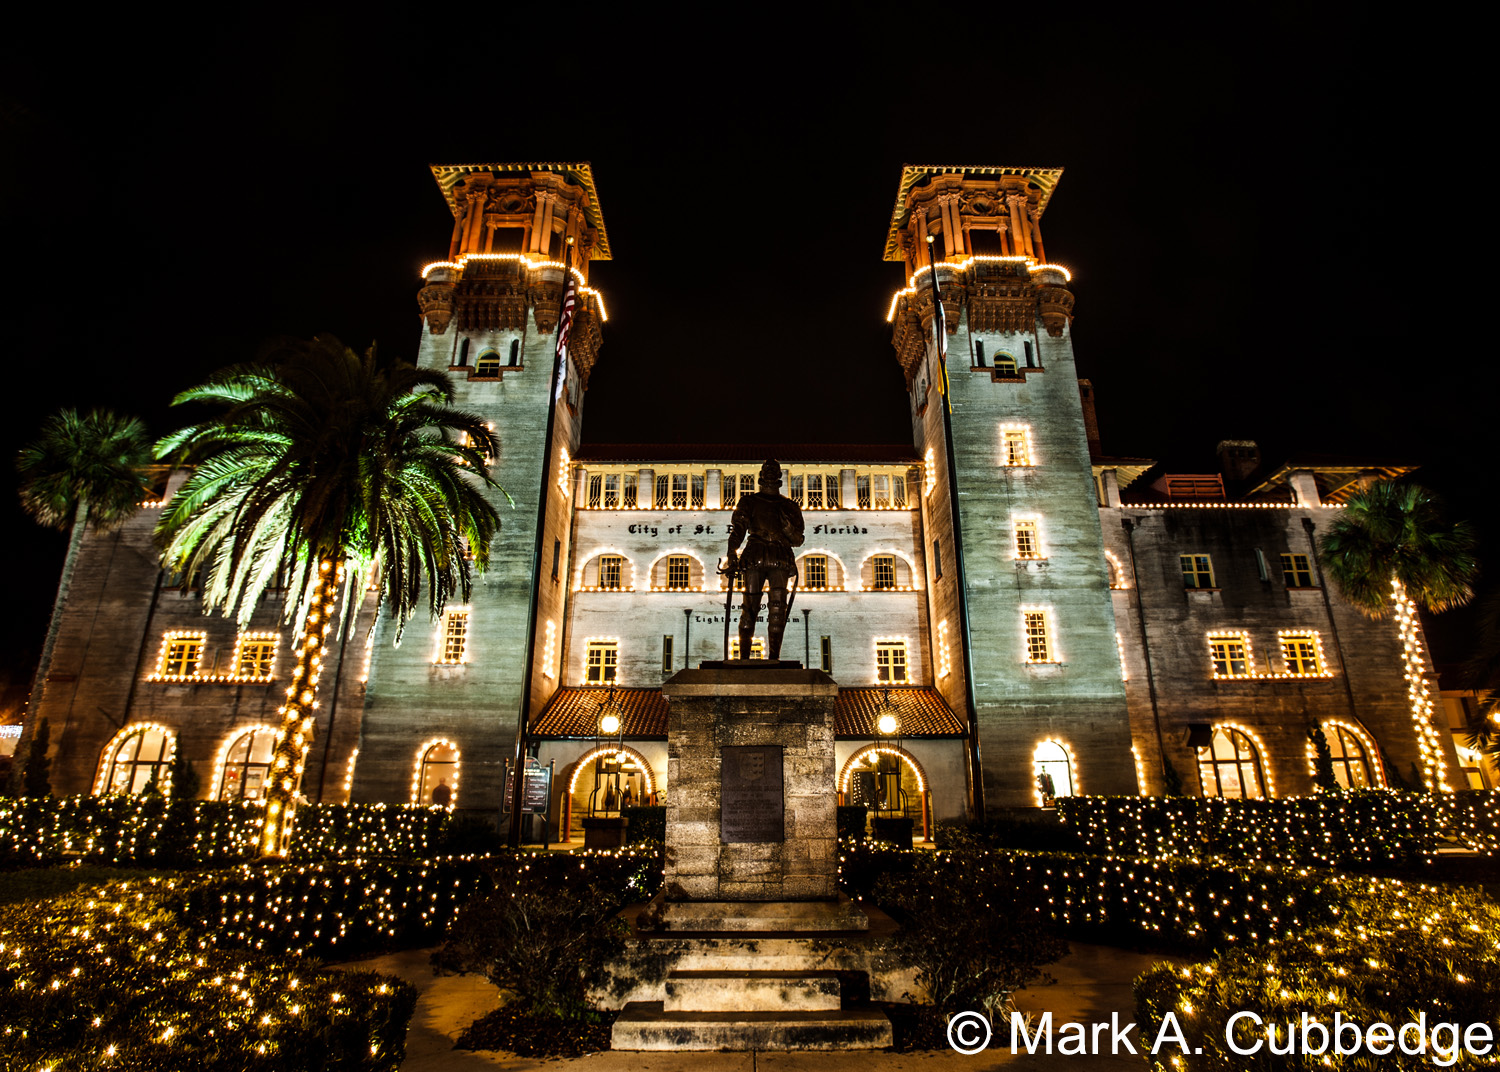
<box><xmin>1033</xmin><ymin>740</ymin><xmax>1074</xmax><ymax>803</ymax></box>
<box><xmin>1281</xmin><ymin>553</ymin><xmax>1315</xmax><ymax>588</ymax></box>
<box><xmin>1000</xmin><ymin>426</ymin><xmax>1032</xmax><ymax>466</ymax></box>
<box><xmin>790</xmin><ymin>474</ymin><xmax>804</xmax><ymax>505</ymax></box>
<box><xmin>1198</xmin><ymin>726</ymin><xmax>1266</xmax><ymax>799</ymax></box>
<box><xmin>1208</xmin><ymin>633</ymin><xmax>1252</xmax><ymax>677</ymax></box>
<box><xmin>439</xmin><ymin>610</ymin><xmax>469</xmax><ymax>664</ymax></box>
<box><xmin>1325</xmin><ymin>723</ymin><xmax>1376</xmax><ymax>789</ymax></box>
<box><xmin>723</xmin><ymin>473</ymin><xmax>739</xmax><ymax>508</ymax></box>
<box><xmin>875</xmin><ymin>641</ymin><xmax>908</xmax><ymax>683</ymax></box>
<box><xmin>873</xmin><ymin>474</ymin><xmax>892</xmax><ymax>509</ymax></box>
<box><xmin>417</xmin><ymin>741</ymin><xmax>459</xmax><ymax>808</ymax></box>
<box><xmin>804</xmin><ymin>555</ymin><xmax>828</xmax><ymax>588</ymax></box>
<box><xmin>671</xmin><ymin>474</ymin><xmax>688</xmax><ymax>509</ymax></box>
<box><xmin>729</xmin><ymin>637</ymin><xmax>767</xmax><ymax>660</ymax></box>
<box><xmin>156</xmin><ymin>633</ymin><xmax>204</xmax><ymax>678</ymax></box>
<box><xmin>218</xmin><ymin>729</ymin><xmax>274</xmax><ymax>800</ymax></box>
<box><xmin>805</xmin><ymin>474</ymin><xmax>824</xmax><ymax>509</ymax></box>
<box><xmin>234</xmin><ymin>635</ymin><xmax>277</xmax><ymax>679</ymax></box>
<box><xmin>587</xmin><ymin>474</ymin><xmax>603</xmax><ymax>508</ymax></box>
<box><xmin>623</xmin><ymin>473</ymin><xmax>638</xmax><ymax>508</ymax></box>
<box><xmin>666</xmin><ymin>555</ymin><xmax>691</xmax><ymax>590</ymax></box>
<box><xmin>1180</xmin><ymin>554</ymin><xmax>1215</xmax><ymax>589</ymax></box>
<box><xmin>1015</xmin><ymin>519</ymin><xmax>1041</xmax><ymax>559</ymax></box>
<box><xmin>599</xmin><ymin>555</ymin><xmax>623</xmax><ymax>590</ymax></box>
<box><xmin>827</xmin><ymin>476</ymin><xmax>842</xmax><ymax>509</ymax></box>
<box><xmin>857</xmin><ymin>474</ymin><xmax>871</xmax><ymax>508</ymax></box>
<box><xmin>892</xmin><ymin>474</ymin><xmax>907</xmax><ymax>508</ymax></box>
<box><xmin>586</xmin><ymin>641</ymin><xmax>618</xmax><ymax>684</ymax></box>
<box><xmin>655</xmin><ymin>475</ymin><xmax>669</xmax><ymax>508</ymax></box>
<box><xmin>820</xmin><ymin>636</ymin><xmax>832</xmax><ymax>672</ymax></box>
<box><xmin>99</xmin><ymin>726</ymin><xmax>173</xmax><ymax>796</ymax></box>
<box><xmin>1023</xmin><ymin>611</ymin><xmax>1052</xmax><ymax>663</ymax></box>
<box><xmin>691</xmin><ymin>474</ymin><xmax>705</xmax><ymax>508</ymax></box>
<box><xmin>1281</xmin><ymin>632</ymin><xmax>1323</xmax><ymax>675</ymax></box>
<box><xmin>872</xmin><ymin>555</ymin><xmax>896</xmax><ymax>590</ymax></box>
<box><xmin>661</xmin><ymin>635</ymin><xmax>674</xmax><ymax>673</ymax></box>
<box><xmin>995</xmin><ymin>354</ymin><xmax>1019</xmax><ymax>377</ymax></box>
<box><xmin>475</xmin><ymin>350</ymin><xmax>501</xmax><ymax>376</ymax></box>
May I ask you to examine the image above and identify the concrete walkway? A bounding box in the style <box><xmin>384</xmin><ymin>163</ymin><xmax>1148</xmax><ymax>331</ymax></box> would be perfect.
<box><xmin>342</xmin><ymin>942</ymin><xmax>1179</xmax><ymax>1070</ymax></box>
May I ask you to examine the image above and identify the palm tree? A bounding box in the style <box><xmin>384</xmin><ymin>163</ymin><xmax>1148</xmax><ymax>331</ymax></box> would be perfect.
<box><xmin>10</xmin><ymin>409</ymin><xmax>152</xmax><ymax>794</ymax></box>
<box><xmin>1318</xmin><ymin>480</ymin><xmax>1477</xmax><ymax>791</ymax></box>
<box><xmin>156</xmin><ymin>335</ymin><xmax>501</xmax><ymax>855</ymax></box>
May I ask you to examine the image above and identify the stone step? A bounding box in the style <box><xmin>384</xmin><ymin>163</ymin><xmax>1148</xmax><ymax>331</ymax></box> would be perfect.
<box><xmin>646</xmin><ymin>894</ymin><xmax>869</xmax><ymax>933</ymax></box>
<box><xmin>664</xmin><ymin>969</ymin><xmax>841</xmax><ymax>1012</ymax></box>
<box><xmin>612</xmin><ymin>1002</ymin><xmax>893</xmax><ymax>1051</ymax></box>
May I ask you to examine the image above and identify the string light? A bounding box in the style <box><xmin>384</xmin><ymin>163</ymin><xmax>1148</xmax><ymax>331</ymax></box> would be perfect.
<box><xmin>1117</xmin><ymin>632</ymin><xmax>1129</xmax><ymax>681</ymax></box>
<box><xmin>998</xmin><ymin>422</ymin><xmax>1037</xmax><ymax>467</ymax></box>
<box><xmin>836</xmin><ymin>744</ymin><xmax>926</xmax><ymax>793</ymax></box>
<box><xmin>1120</xmin><ymin>502</ymin><xmax>1348</xmax><ymax>511</ymax></box>
<box><xmin>342</xmin><ymin>750</ymin><xmax>359</xmax><ymax>802</ymax></box>
<box><xmin>409</xmin><ymin>739</ymin><xmax>460</xmax><ymax>810</ymax></box>
<box><xmin>1105</xmin><ymin>549</ymin><xmax>1129</xmax><ymax>588</ymax></box>
<box><xmin>146</xmin><ymin>631</ymin><xmax>207</xmax><ymax>682</ymax></box>
<box><xmin>92</xmin><ymin>723</ymin><xmax>178</xmax><ymax>797</ymax></box>
<box><xmin>1392</xmin><ymin>580</ymin><xmax>1452</xmax><ymax>792</ymax></box>
<box><xmin>543</xmin><ymin>621</ymin><xmax>558</xmax><ymax>679</ymax></box>
<box><xmin>557</xmin><ymin>448</ymin><xmax>571</xmax><ymax>496</ymax></box>
<box><xmin>883</xmin><ymin>256</ymin><xmax>1073</xmax><ymax>321</ymax></box>
<box><xmin>937</xmin><ymin>619</ymin><xmax>952</xmax><ymax>678</ymax></box>
<box><xmin>1032</xmin><ymin>738</ymin><xmax>1079</xmax><ymax>807</ymax></box>
<box><xmin>871</xmin><ymin>636</ymin><xmax>913</xmax><ymax>686</ymax></box>
<box><xmin>418</xmin><ymin>253</ymin><xmax>609</xmax><ymax>321</ymax></box>
<box><xmin>565</xmin><ymin>746</ymin><xmax>656</xmax><ymax>794</ymax></box>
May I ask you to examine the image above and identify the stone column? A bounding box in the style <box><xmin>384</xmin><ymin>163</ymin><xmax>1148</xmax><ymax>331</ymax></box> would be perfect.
<box><xmin>706</xmin><ymin>469</ymin><xmax>723</xmax><ymax>509</ymax></box>
<box><xmin>840</xmin><ymin>469</ymin><xmax>857</xmax><ymax>508</ymax></box>
<box><xmin>1007</xmin><ymin>194</ymin><xmax>1033</xmax><ymax>259</ymax></box>
<box><xmin>639</xmin><ymin>469</ymin><xmax>654</xmax><ymax>509</ymax></box>
<box><xmin>1030</xmin><ymin>206</ymin><xmax>1047</xmax><ymax>263</ymax></box>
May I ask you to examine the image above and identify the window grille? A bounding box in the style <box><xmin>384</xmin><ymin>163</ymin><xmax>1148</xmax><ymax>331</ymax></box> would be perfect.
<box><xmin>1281</xmin><ymin>633</ymin><xmax>1323</xmax><ymax>674</ymax></box>
<box><xmin>826</xmin><ymin>476</ymin><xmax>841</xmax><ymax>509</ymax></box>
<box><xmin>804</xmin><ymin>555</ymin><xmax>828</xmax><ymax>588</ymax></box>
<box><xmin>1001</xmin><ymin>428</ymin><xmax>1031</xmax><ymax>466</ymax></box>
<box><xmin>1208</xmin><ymin>634</ymin><xmax>1250</xmax><ymax>676</ymax></box>
<box><xmin>604</xmin><ymin>474</ymin><xmax>620</xmax><ymax>508</ymax></box>
<box><xmin>1024</xmin><ymin>611</ymin><xmax>1051</xmax><ymax>663</ymax></box>
<box><xmin>691</xmin><ymin>474</ymin><xmax>705</xmax><ymax>508</ymax></box>
<box><xmin>873</xmin><ymin>474</ymin><xmax>891</xmax><ymax>508</ymax></box>
<box><xmin>666</xmin><ymin>555</ymin><xmax>691</xmax><ymax>590</ymax></box>
<box><xmin>789</xmin><ymin>474</ymin><xmax>804</xmax><ymax>505</ymax></box>
<box><xmin>892</xmin><ymin>475</ymin><xmax>907</xmax><ymax>508</ymax></box>
<box><xmin>723</xmin><ymin>474</ymin><xmax>739</xmax><ymax>508</ymax></box>
<box><xmin>875</xmin><ymin>641</ymin><xmax>908</xmax><ymax>683</ymax></box>
<box><xmin>588</xmin><ymin>474</ymin><xmax>603</xmax><ymax>508</ymax></box>
<box><xmin>235</xmin><ymin>638</ymin><xmax>276</xmax><ymax>678</ymax></box>
<box><xmin>439</xmin><ymin>611</ymin><xmax>469</xmax><ymax>664</ymax></box>
<box><xmin>623</xmin><ymin>474</ymin><xmax>638</xmax><ymax>508</ymax></box>
<box><xmin>805</xmin><ymin>474</ymin><xmax>823</xmax><ymax>509</ymax></box>
<box><xmin>671</xmin><ymin>474</ymin><xmax>688</xmax><ymax>509</ymax></box>
<box><xmin>872</xmin><ymin>555</ymin><xmax>896</xmax><ymax>590</ymax></box>
<box><xmin>1198</xmin><ymin>727</ymin><xmax>1266</xmax><ymax>799</ymax></box>
<box><xmin>1180</xmin><ymin>555</ymin><xmax>1215</xmax><ymax>589</ymax></box>
<box><xmin>1015</xmin><ymin>520</ymin><xmax>1040</xmax><ymax>559</ymax></box>
<box><xmin>857</xmin><ymin>475</ymin><xmax>871</xmax><ymax>509</ymax></box>
<box><xmin>599</xmin><ymin>556</ymin><xmax>623</xmax><ymax>590</ymax></box>
<box><xmin>655</xmin><ymin>475</ymin><xmax>669</xmax><ymax>508</ymax></box>
<box><xmin>661</xmin><ymin>635</ymin><xmax>675</xmax><ymax>673</ymax></box>
<box><xmin>820</xmin><ymin>636</ymin><xmax>832</xmax><ymax>672</ymax></box>
<box><xmin>1281</xmin><ymin>553</ymin><xmax>1315</xmax><ymax>588</ymax></box>
<box><xmin>586</xmin><ymin>642</ymin><xmax>618</xmax><ymax>683</ymax></box>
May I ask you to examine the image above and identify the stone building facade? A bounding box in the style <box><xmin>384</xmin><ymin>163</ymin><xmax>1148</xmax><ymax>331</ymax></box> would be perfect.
<box><xmin>14</xmin><ymin>162</ymin><xmax>1468</xmax><ymax>832</ymax></box>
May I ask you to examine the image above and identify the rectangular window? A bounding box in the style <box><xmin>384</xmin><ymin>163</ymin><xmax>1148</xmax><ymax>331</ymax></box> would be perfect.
<box><xmin>826</xmin><ymin>476</ymin><xmax>841</xmax><ymax>509</ymax></box>
<box><xmin>623</xmin><ymin>473</ymin><xmax>638</xmax><ymax>508</ymax></box>
<box><xmin>974</xmin><ymin>339</ymin><xmax>986</xmax><ymax>366</ymax></box>
<box><xmin>599</xmin><ymin>555</ymin><xmax>623</xmax><ymax>590</ymax></box>
<box><xmin>1023</xmin><ymin>611</ymin><xmax>1052</xmax><ymax>663</ymax></box>
<box><xmin>873</xmin><ymin>474</ymin><xmax>891</xmax><ymax>508</ymax></box>
<box><xmin>932</xmin><ymin>539</ymin><xmax>943</xmax><ymax>579</ymax></box>
<box><xmin>655</xmin><ymin>474</ymin><xmax>669</xmax><ymax>508</ymax></box>
<box><xmin>723</xmin><ymin>473</ymin><xmax>739</xmax><ymax>508</ymax></box>
<box><xmin>586</xmin><ymin>641</ymin><xmax>618</xmax><ymax>683</ymax></box>
<box><xmin>551</xmin><ymin>539</ymin><xmax>561</xmax><ymax>581</ymax></box>
<box><xmin>729</xmin><ymin>637</ymin><xmax>766</xmax><ymax>660</ymax></box>
<box><xmin>691</xmin><ymin>474</ymin><xmax>705</xmax><ymax>509</ymax></box>
<box><xmin>857</xmin><ymin>474</ymin><xmax>871</xmax><ymax>509</ymax></box>
<box><xmin>820</xmin><ymin>635</ymin><xmax>833</xmax><ymax>672</ymax></box>
<box><xmin>1281</xmin><ymin>553</ymin><xmax>1315</xmax><ymax>588</ymax></box>
<box><xmin>604</xmin><ymin>473</ymin><xmax>620</xmax><ymax>508</ymax></box>
<box><xmin>872</xmin><ymin>555</ymin><xmax>896</xmax><ymax>590</ymax></box>
<box><xmin>439</xmin><ymin>610</ymin><xmax>469</xmax><ymax>664</ymax></box>
<box><xmin>804</xmin><ymin>554</ymin><xmax>828</xmax><ymax>588</ymax></box>
<box><xmin>156</xmin><ymin>632</ymin><xmax>204</xmax><ymax>678</ymax></box>
<box><xmin>667</xmin><ymin>555</ymin><xmax>691</xmax><ymax>590</ymax></box>
<box><xmin>805</xmin><ymin>474</ymin><xmax>823</xmax><ymax>509</ymax></box>
<box><xmin>1180</xmin><ymin>554</ymin><xmax>1215</xmax><ymax>589</ymax></box>
<box><xmin>1281</xmin><ymin>632</ymin><xmax>1324</xmax><ymax>675</ymax></box>
<box><xmin>587</xmin><ymin>474</ymin><xmax>603</xmax><ymax>508</ymax></box>
<box><xmin>892</xmin><ymin>474</ymin><xmax>907</xmax><ymax>508</ymax></box>
<box><xmin>1208</xmin><ymin>633</ymin><xmax>1251</xmax><ymax>677</ymax></box>
<box><xmin>1000</xmin><ymin>425</ymin><xmax>1033</xmax><ymax>466</ymax></box>
<box><xmin>1015</xmin><ymin>519</ymin><xmax>1041</xmax><ymax>559</ymax></box>
<box><xmin>876</xmin><ymin>640</ymin><xmax>909</xmax><ymax>683</ymax></box>
<box><xmin>671</xmin><ymin>473</ymin><xmax>688</xmax><ymax>509</ymax></box>
<box><xmin>789</xmin><ymin>473</ymin><xmax>804</xmax><ymax>505</ymax></box>
<box><xmin>234</xmin><ymin>634</ymin><xmax>277</xmax><ymax>679</ymax></box>
<box><xmin>661</xmin><ymin>635</ymin><xmax>674</xmax><ymax>673</ymax></box>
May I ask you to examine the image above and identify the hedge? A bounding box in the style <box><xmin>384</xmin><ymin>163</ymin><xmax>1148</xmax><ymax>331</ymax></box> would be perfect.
<box><xmin>1054</xmin><ymin>790</ymin><xmax>1500</xmax><ymax>867</ymax></box>
<box><xmin>0</xmin><ymin>797</ymin><xmax>453</xmax><ymax>867</ymax></box>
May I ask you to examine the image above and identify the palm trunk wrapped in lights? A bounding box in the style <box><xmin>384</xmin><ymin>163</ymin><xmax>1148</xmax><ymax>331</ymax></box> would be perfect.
<box><xmin>260</xmin><ymin>559</ymin><xmax>342</xmax><ymax>857</ymax></box>
<box><xmin>1391</xmin><ymin>579</ymin><xmax>1452</xmax><ymax>793</ymax></box>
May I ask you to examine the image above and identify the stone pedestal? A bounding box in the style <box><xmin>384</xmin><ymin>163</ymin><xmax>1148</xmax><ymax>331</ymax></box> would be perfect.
<box><xmin>610</xmin><ymin>666</ymin><xmax>894</xmax><ymax>1051</ymax></box>
<box><xmin>661</xmin><ymin>668</ymin><xmax>838</xmax><ymax>902</ymax></box>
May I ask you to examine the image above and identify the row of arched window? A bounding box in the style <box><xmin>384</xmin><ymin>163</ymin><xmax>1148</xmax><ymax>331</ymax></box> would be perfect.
<box><xmin>576</xmin><ymin>549</ymin><xmax>917</xmax><ymax>592</ymax></box>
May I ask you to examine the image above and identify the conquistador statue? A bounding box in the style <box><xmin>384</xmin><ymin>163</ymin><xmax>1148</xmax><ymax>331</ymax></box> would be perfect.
<box><xmin>725</xmin><ymin>459</ymin><xmax>805</xmax><ymax>661</ymax></box>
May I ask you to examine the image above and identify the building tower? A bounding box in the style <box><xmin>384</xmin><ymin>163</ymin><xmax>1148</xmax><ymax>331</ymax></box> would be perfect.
<box><xmin>352</xmin><ymin>163</ymin><xmax>610</xmax><ymax>811</ymax></box>
<box><xmin>885</xmin><ymin>166</ymin><xmax>1137</xmax><ymax>809</ymax></box>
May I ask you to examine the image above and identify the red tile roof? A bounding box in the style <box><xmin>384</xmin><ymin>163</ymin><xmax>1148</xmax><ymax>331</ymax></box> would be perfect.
<box><xmin>532</xmin><ymin>685</ymin><xmax>965</xmax><ymax>739</ymax></box>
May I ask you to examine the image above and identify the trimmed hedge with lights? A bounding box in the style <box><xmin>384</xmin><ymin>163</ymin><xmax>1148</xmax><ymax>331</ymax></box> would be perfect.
<box><xmin>1054</xmin><ymin>790</ymin><xmax>1500</xmax><ymax>868</ymax></box>
<box><xmin>0</xmin><ymin>797</ymin><xmax>452</xmax><ymax>867</ymax></box>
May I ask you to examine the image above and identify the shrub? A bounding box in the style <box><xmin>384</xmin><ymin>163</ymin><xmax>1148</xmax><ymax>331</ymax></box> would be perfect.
<box><xmin>620</xmin><ymin>805</ymin><xmax>665</xmax><ymax>843</ymax></box>
<box><xmin>837</xmin><ymin>804</ymin><xmax>868</xmax><ymax>840</ymax></box>
<box><xmin>935</xmin><ymin>815</ymin><xmax>1085</xmax><ymax>853</ymax></box>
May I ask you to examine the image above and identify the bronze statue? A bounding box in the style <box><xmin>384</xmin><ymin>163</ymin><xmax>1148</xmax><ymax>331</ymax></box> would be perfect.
<box><xmin>723</xmin><ymin>459</ymin><xmax>805</xmax><ymax>661</ymax></box>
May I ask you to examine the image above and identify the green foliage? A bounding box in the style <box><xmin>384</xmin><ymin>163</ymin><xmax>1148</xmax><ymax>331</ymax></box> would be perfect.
<box><xmin>432</xmin><ymin>850</ymin><xmax>663</xmax><ymax>1019</ymax></box>
<box><xmin>170</xmin><ymin>749</ymin><xmax>201</xmax><ymax>800</ymax></box>
<box><xmin>875</xmin><ymin>854</ymin><xmax>1067</xmax><ymax>1024</ymax></box>
<box><xmin>1318</xmin><ymin>480</ymin><xmax>1477</xmax><ymax>617</ymax></box>
<box><xmin>0</xmin><ymin>876</ymin><xmax>416</xmax><ymax>1071</ymax></box>
<box><xmin>934</xmin><ymin>816</ymin><xmax>1085</xmax><ymax>853</ymax></box>
<box><xmin>837</xmin><ymin>804</ymin><xmax>868</xmax><ymax>839</ymax></box>
<box><xmin>1306</xmin><ymin>723</ymin><xmax>1340</xmax><ymax>794</ymax></box>
<box><xmin>620</xmin><ymin>804</ymin><xmax>665</xmax><ymax>843</ymax></box>
<box><xmin>16</xmin><ymin>408</ymin><xmax>152</xmax><ymax>532</ymax></box>
<box><xmin>154</xmin><ymin>334</ymin><xmax>504</xmax><ymax>638</ymax></box>
<box><xmin>21</xmin><ymin>717</ymin><xmax>51</xmax><ymax>797</ymax></box>
<box><xmin>1135</xmin><ymin>883</ymin><xmax>1500</xmax><ymax>1071</ymax></box>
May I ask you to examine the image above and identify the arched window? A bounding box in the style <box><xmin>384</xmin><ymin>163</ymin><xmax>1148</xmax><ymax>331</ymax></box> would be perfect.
<box><xmin>475</xmin><ymin>350</ymin><xmax>501</xmax><ymax>377</ymax></box>
<box><xmin>457</xmin><ymin>337</ymin><xmax>470</xmax><ymax>367</ymax></box>
<box><xmin>1033</xmin><ymin>740</ymin><xmax>1075</xmax><ymax>805</ymax></box>
<box><xmin>1324</xmin><ymin>722</ymin><xmax>1377</xmax><ymax>789</ymax></box>
<box><xmin>98</xmin><ymin>725</ymin><xmax>174</xmax><ymax>795</ymax></box>
<box><xmin>994</xmin><ymin>354</ymin><xmax>1019</xmax><ymax>377</ymax></box>
<box><xmin>508</xmin><ymin>339</ymin><xmax>520</xmax><ymax>366</ymax></box>
<box><xmin>415</xmin><ymin>740</ymin><xmax>459</xmax><ymax>808</ymax></box>
<box><xmin>1197</xmin><ymin>726</ymin><xmax>1267</xmax><ymax>799</ymax></box>
<box><xmin>218</xmin><ymin>728</ymin><xmax>275</xmax><ymax>800</ymax></box>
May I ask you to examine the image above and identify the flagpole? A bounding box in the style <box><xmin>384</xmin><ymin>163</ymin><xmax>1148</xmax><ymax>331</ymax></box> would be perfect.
<box><xmin>507</xmin><ymin>236</ymin><xmax>575</xmax><ymax>847</ymax></box>
<box><xmin>925</xmin><ymin>234</ymin><xmax>986</xmax><ymax>823</ymax></box>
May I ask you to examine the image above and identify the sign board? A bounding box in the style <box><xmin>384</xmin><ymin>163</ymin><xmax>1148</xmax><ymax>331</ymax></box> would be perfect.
<box><xmin>502</xmin><ymin>760</ymin><xmax>552</xmax><ymax>815</ymax></box>
<box><xmin>720</xmin><ymin>745</ymin><xmax>784</xmax><ymax>843</ymax></box>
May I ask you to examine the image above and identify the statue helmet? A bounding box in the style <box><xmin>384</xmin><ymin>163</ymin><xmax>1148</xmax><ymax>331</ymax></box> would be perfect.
<box><xmin>759</xmin><ymin>458</ymin><xmax>783</xmax><ymax>487</ymax></box>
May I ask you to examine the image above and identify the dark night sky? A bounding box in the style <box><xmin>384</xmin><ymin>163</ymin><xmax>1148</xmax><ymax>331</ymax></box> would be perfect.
<box><xmin>0</xmin><ymin>7</ymin><xmax>1487</xmax><ymax>700</ymax></box>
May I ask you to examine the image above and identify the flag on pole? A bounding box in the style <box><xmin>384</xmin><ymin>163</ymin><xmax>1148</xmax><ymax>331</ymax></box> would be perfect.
<box><xmin>554</xmin><ymin>273</ymin><xmax>577</xmax><ymax>400</ymax></box>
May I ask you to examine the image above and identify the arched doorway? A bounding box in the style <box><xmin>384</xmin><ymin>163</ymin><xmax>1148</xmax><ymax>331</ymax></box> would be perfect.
<box><xmin>837</xmin><ymin>744</ymin><xmax>931</xmax><ymax>841</ymax></box>
<box><xmin>95</xmin><ymin>724</ymin><xmax>176</xmax><ymax>796</ymax></box>
<box><xmin>561</xmin><ymin>746</ymin><xmax>657</xmax><ymax>843</ymax></box>
<box><xmin>412</xmin><ymin>739</ymin><xmax>460</xmax><ymax>809</ymax></box>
